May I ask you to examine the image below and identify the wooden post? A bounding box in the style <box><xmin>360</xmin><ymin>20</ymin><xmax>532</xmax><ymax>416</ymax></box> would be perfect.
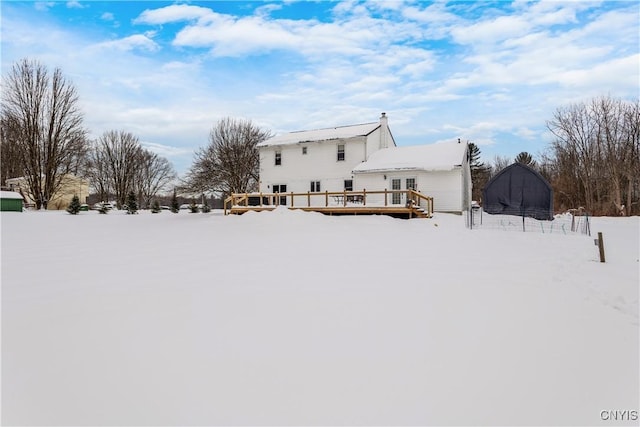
<box><xmin>307</xmin><ymin>191</ymin><xmax>310</xmax><ymax>207</ymax></box>
<box><xmin>384</xmin><ymin>189</ymin><xmax>388</xmax><ymax>206</ymax></box>
<box><xmin>275</xmin><ymin>192</ymin><xmax>279</xmax><ymax>206</ymax></box>
<box><xmin>597</xmin><ymin>232</ymin><xmax>605</xmax><ymax>263</ymax></box>
<box><xmin>363</xmin><ymin>188</ymin><xmax>366</xmax><ymax>205</ymax></box>
<box><xmin>290</xmin><ymin>192</ymin><xmax>294</xmax><ymax>208</ymax></box>
<box><xmin>259</xmin><ymin>192</ymin><xmax>263</xmax><ymax>207</ymax></box>
<box><xmin>325</xmin><ymin>191</ymin><xmax>328</xmax><ymax>207</ymax></box>
<box><xmin>343</xmin><ymin>189</ymin><xmax>347</xmax><ymax>207</ymax></box>
<box><xmin>245</xmin><ymin>192</ymin><xmax>248</xmax><ymax>207</ymax></box>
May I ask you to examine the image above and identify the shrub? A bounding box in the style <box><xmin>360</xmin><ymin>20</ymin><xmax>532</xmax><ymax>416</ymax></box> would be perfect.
<box><xmin>66</xmin><ymin>195</ymin><xmax>81</xmax><ymax>215</ymax></box>
<box><xmin>126</xmin><ymin>191</ymin><xmax>138</xmax><ymax>214</ymax></box>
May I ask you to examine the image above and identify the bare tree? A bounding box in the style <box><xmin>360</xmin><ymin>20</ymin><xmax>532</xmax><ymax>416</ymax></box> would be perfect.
<box><xmin>84</xmin><ymin>139</ymin><xmax>112</xmax><ymax>203</ymax></box>
<box><xmin>0</xmin><ymin>115</ymin><xmax>23</xmax><ymax>185</ymax></box>
<box><xmin>95</xmin><ymin>130</ymin><xmax>143</xmax><ymax>208</ymax></box>
<box><xmin>135</xmin><ymin>150</ymin><xmax>177</xmax><ymax>208</ymax></box>
<box><xmin>183</xmin><ymin>117</ymin><xmax>272</xmax><ymax>196</ymax></box>
<box><xmin>546</xmin><ymin>96</ymin><xmax>639</xmax><ymax>215</ymax></box>
<box><xmin>1</xmin><ymin>58</ymin><xmax>87</xmax><ymax>208</ymax></box>
<box><xmin>490</xmin><ymin>155</ymin><xmax>512</xmax><ymax>177</ymax></box>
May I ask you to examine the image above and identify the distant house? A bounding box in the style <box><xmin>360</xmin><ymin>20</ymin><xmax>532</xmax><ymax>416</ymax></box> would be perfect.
<box><xmin>353</xmin><ymin>142</ymin><xmax>472</xmax><ymax>213</ymax></box>
<box><xmin>256</xmin><ymin>113</ymin><xmax>471</xmax><ymax>213</ymax></box>
<box><xmin>5</xmin><ymin>174</ymin><xmax>90</xmax><ymax>210</ymax></box>
<box><xmin>0</xmin><ymin>191</ymin><xmax>24</xmax><ymax>212</ymax></box>
<box><xmin>258</xmin><ymin>113</ymin><xmax>395</xmax><ymax>196</ymax></box>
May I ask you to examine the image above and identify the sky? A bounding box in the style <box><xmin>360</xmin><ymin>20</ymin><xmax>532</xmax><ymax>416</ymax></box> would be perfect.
<box><xmin>1</xmin><ymin>0</ymin><xmax>639</xmax><ymax>175</ymax></box>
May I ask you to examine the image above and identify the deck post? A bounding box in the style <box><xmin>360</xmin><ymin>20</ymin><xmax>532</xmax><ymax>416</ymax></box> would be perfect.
<box><xmin>260</xmin><ymin>192</ymin><xmax>263</xmax><ymax>207</ymax></box>
<box><xmin>245</xmin><ymin>192</ymin><xmax>248</xmax><ymax>207</ymax></box>
<box><xmin>343</xmin><ymin>189</ymin><xmax>347</xmax><ymax>207</ymax></box>
<box><xmin>325</xmin><ymin>191</ymin><xmax>328</xmax><ymax>207</ymax></box>
<box><xmin>384</xmin><ymin>189</ymin><xmax>388</xmax><ymax>206</ymax></box>
<box><xmin>363</xmin><ymin>188</ymin><xmax>366</xmax><ymax>205</ymax></box>
<box><xmin>307</xmin><ymin>191</ymin><xmax>310</xmax><ymax>207</ymax></box>
<box><xmin>290</xmin><ymin>192</ymin><xmax>294</xmax><ymax>208</ymax></box>
<box><xmin>275</xmin><ymin>192</ymin><xmax>279</xmax><ymax>206</ymax></box>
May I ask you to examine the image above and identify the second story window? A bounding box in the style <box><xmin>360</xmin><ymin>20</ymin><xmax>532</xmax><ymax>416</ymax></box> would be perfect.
<box><xmin>275</xmin><ymin>151</ymin><xmax>282</xmax><ymax>166</ymax></box>
<box><xmin>337</xmin><ymin>144</ymin><xmax>345</xmax><ymax>161</ymax></box>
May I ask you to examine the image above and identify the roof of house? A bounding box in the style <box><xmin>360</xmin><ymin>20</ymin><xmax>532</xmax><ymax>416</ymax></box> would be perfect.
<box><xmin>257</xmin><ymin>122</ymin><xmax>380</xmax><ymax>147</ymax></box>
<box><xmin>352</xmin><ymin>142</ymin><xmax>468</xmax><ymax>173</ymax></box>
<box><xmin>1</xmin><ymin>191</ymin><xmax>24</xmax><ymax>200</ymax></box>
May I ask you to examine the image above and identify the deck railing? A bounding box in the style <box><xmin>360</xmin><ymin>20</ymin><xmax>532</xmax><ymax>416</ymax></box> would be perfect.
<box><xmin>224</xmin><ymin>189</ymin><xmax>433</xmax><ymax>217</ymax></box>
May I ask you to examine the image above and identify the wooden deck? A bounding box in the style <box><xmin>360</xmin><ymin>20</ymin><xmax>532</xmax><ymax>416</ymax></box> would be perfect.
<box><xmin>224</xmin><ymin>189</ymin><xmax>433</xmax><ymax>219</ymax></box>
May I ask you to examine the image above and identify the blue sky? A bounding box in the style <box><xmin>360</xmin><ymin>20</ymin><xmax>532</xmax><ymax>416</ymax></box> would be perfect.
<box><xmin>2</xmin><ymin>1</ymin><xmax>639</xmax><ymax>175</ymax></box>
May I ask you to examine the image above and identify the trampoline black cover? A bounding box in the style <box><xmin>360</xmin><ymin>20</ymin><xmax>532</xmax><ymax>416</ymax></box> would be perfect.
<box><xmin>482</xmin><ymin>163</ymin><xmax>554</xmax><ymax>220</ymax></box>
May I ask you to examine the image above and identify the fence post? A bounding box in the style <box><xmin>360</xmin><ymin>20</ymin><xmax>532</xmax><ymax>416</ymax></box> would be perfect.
<box><xmin>597</xmin><ymin>232</ymin><xmax>605</xmax><ymax>263</ymax></box>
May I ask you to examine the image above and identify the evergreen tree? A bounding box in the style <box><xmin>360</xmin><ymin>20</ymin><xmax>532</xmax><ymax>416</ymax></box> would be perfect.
<box><xmin>202</xmin><ymin>195</ymin><xmax>211</xmax><ymax>213</ymax></box>
<box><xmin>468</xmin><ymin>142</ymin><xmax>491</xmax><ymax>202</ymax></box>
<box><xmin>170</xmin><ymin>189</ymin><xmax>179</xmax><ymax>213</ymax></box>
<box><xmin>98</xmin><ymin>202</ymin><xmax>109</xmax><ymax>214</ymax></box>
<box><xmin>515</xmin><ymin>151</ymin><xmax>537</xmax><ymax>168</ymax></box>
<box><xmin>189</xmin><ymin>200</ymin><xmax>199</xmax><ymax>213</ymax></box>
<box><xmin>66</xmin><ymin>194</ymin><xmax>81</xmax><ymax>214</ymax></box>
<box><xmin>151</xmin><ymin>199</ymin><xmax>161</xmax><ymax>213</ymax></box>
<box><xmin>126</xmin><ymin>190</ymin><xmax>138</xmax><ymax>214</ymax></box>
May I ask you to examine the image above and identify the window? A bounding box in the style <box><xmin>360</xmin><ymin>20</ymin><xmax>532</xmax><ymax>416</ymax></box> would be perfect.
<box><xmin>344</xmin><ymin>180</ymin><xmax>353</xmax><ymax>191</ymax></box>
<box><xmin>310</xmin><ymin>181</ymin><xmax>321</xmax><ymax>192</ymax></box>
<box><xmin>337</xmin><ymin>144</ymin><xmax>345</xmax><ymax>161</ymax></box>
<box><xmin>275</xmin><ymin>151</ymin><xmax>281</xmax><ymax>166</ymax></box>
<box><xmin>302</xmin><ymin>147</ymin><xmax>307</xmax><ymax>155</ymax></box>
<box><xmin>406</xmin><ymin>178</ymin><xmax>416</xmax><ymax>191</ymax></box>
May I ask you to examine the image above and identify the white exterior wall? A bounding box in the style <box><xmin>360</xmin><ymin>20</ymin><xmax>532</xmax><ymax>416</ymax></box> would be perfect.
<box><xmin>259</xmin><ymin>136</ymin><xmax>369</xmax><ymax>193</ymax></box>
<box><xmin>419</xmin><ymin>170</ymin><xmax>464</xmax><ymax>212</ymax></box>
<box><xmin>354</xmin><ymin>168</ymin><xmax>467</xmax><ymax>212</ymax></box>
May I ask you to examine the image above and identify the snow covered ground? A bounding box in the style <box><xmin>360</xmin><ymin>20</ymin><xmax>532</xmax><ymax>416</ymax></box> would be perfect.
<box><xmin>1</xmin><ymin>208</ymin><xmax>638</xmax><ymax>426</ymax></box>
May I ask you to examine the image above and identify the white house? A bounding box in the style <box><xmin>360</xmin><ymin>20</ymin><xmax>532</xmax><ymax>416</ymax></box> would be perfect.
<box><xmin>256</xmin><ymin>113</ymin><xmax>471</xmax><ymax>213</ymax></box>
<box><xmin>352</xmin><ymin>142</ymin><xmax>472</xmax><ymax>212</ymax></box>
<box><xmin>258</xmin><ymin>113</ymin><xmax>395</xmax><ymax>195</ymax></box>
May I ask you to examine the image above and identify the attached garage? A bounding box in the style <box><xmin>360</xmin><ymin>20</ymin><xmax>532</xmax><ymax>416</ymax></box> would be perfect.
<box><xmin>1</xmin><ymin>191</ymin><xmax>24</xmax><ymax>212</ymax></box>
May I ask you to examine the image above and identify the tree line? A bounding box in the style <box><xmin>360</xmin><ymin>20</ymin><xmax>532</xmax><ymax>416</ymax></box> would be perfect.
<box><xmin>2</xmin><ymin>58</ymin><xmax>637</xmax><ymax>215</ymax></box>
<box><xmin>1</xmin><ymin>58</ymin><xmax>266</xmax><ymax>210</ymax></box>
<box><xmin>0</xmin><ymin>58</ymin><xmax>180</xmax><ymax>209</ymax></box>
<box><xmin>470</xmin><ymin>96</ymin><xmax>638</xmax><ymax>216</ymax></box>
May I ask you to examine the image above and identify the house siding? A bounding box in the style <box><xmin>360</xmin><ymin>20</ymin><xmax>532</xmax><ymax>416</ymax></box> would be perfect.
<box><xmin>259</xmin><ymin>136</ymin><xmax>369</xmax><ymax>193</ymax></box>
<box><xmin>354</xmin><ymin>168</ymin><xmax>469</xmax><ymax>213</ymax></box>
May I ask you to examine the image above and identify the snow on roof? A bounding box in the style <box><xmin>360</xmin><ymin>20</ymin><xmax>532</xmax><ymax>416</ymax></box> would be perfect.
<box><xmin>353</xmin><ymin>142</ymin><xmax>467</xmax><ymax>173</ymax></box>
<box><xmin>1</xmin><ymin>191</ymin><xmax>24</xmax><ymax>199</ymax></box>
<box><xmin>258</xmin><ymin>122</ymin><xmax>380</xmax><ymax>147</ymax></box>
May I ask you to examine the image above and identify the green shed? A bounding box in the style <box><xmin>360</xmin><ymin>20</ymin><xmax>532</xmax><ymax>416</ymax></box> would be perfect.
<box><xmin>1</xmin><ymin>191</ymin><xmax>24</xmax><ymax>212</ymax></box>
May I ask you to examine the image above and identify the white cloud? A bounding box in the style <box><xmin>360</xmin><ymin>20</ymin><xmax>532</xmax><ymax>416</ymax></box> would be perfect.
<box><xmin>91</xmin><ymin>34</ymin><xmax>159</xmax><ymax>53</ymax></box>
<box><xmin>3</xmin><ymin>0</ymin><xmax>637</xmax><ymax>173</ymax></box>
<box><xmin>66</xmin><ymin>1</ymin><xmax>85</xmax><ymax>9</ymax></box>
<box><xmin>101</xmin><ymin>12</ymin><xmax>114</xmax><ymax>21</ymax></box>
<box><xmin>34</xmin><ymin>2</ymin><xmax>55</xmax><ymax>12</ymax></box>
<box><xmin>134</xmin><ymin>4</ymin><xmax>213</xmax><ymax>25</ymax></box>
